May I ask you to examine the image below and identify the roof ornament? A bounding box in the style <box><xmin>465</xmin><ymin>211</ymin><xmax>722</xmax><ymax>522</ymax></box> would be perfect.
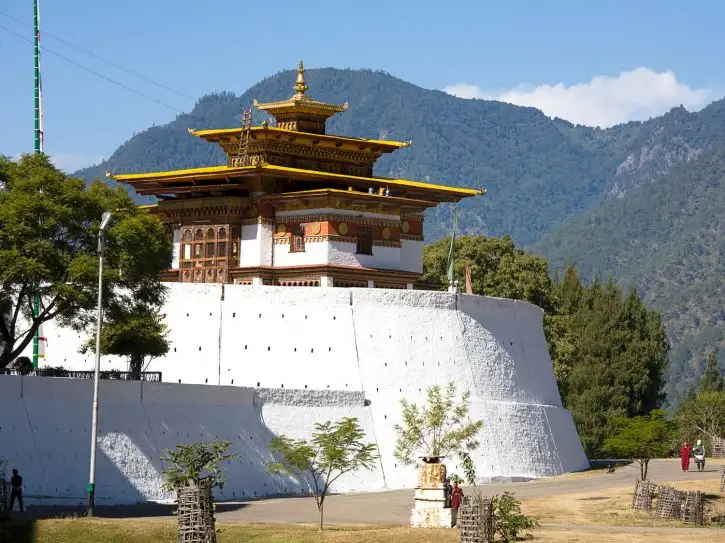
<box><xmin>294</xmin><ymin>60</ymin><xmax>308</xmax><ymax>98</ymax></box>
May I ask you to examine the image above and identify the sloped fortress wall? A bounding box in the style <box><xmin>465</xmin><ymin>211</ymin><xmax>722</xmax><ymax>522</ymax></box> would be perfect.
<box><xmin>0</xmin><ymin>376</ymin><xmax>381</xmax><ymax>506</ymax></box>
<box><xmin>15</xmin><ymin>285</ymin><xmax>588</xmax><ymax>502</ymax></box>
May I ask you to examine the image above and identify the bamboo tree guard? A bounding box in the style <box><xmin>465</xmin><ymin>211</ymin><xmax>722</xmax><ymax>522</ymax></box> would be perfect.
<box><xmin>458</xmin><ymin>496</ymin><xmax>494</xmax><ymax>543</ymax></box>
<box><xmin>720</xmin><ymin>466</ymin><xmax>725</xmax><ymax>493</ymax></box>
<box><xmin>681</xmin><ymin>490</ymin><xmax>704</xmax><ymax>525</ymax></box>
<box><xmin>176</xmin><ymin>479</ymin><xmax>216</xmax><ymax>543</ymax></box>
<box><xmin>712</xmin><ymin>436</ymin><xmax>725</xmax><ymax>459</ymax></box>
<box><xmin>655</xmin><ymin>485</ymin><xmax>684</xmax><ymax>520</ymax></box>
<box><xmin>631</xmin><ymin>479</ymin><xmax>657</xmax><ymax>511</ymax></box>
<box><xmin>0</xmin><ymin>476</ymin><xmax>8</xmax><ymax>520</ymax></box>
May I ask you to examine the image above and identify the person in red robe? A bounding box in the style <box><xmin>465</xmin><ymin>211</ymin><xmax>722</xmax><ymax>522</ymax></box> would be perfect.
<box><xmin>680</xmin><ymin>441</ymin><xmax>691</xmax><ymax>471</ymax></box>
<box><xmin>450</xmin><ymin>481</ymin><xmax>464</xmax><ymax>511</ymax></box>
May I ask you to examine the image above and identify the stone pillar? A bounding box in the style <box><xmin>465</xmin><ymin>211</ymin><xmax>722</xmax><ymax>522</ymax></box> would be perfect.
<box><xmin>410</xmin><ymin>460</ymin><xmax>454</xmax><ymax>528</ymax></box>
<box><xmin>406</xmin><ymin>283</ymin><xmax>414</xmax><ymax>290</ymax></box>
<box><xmin>367</xmin><ymin>280</ymin><xmax>375</xmax><ymax>288</ymax></box>
<box><xmin>252</xmin><ymin>277</ymin><xmax>263</xmax><ymax>286</ymax></box>
<box><xmin>320</xmin><ymin>275</ymin><xmax>333</xmax><ymax>287</ymax></box>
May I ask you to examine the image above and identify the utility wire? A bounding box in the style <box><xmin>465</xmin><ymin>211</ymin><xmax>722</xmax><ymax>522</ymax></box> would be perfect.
<box><xmin>0</xmin><ymin>22</ymin><xmax>190</xmax><ymax>115</ymax></box>
<box><xmin>0</xmin><ymin>10</ymin><xmax>196</xmax><ymax>101</ymax></box>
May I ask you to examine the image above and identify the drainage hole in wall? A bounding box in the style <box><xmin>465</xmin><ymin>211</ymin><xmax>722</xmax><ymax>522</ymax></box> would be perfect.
<box><xmin>404</xmin><ymin>361</ymin><xmax>407</xmax><ymax>366</ymax></box>
<box><xmin>399</xmin><ymin>388</ymin><xmax>402</xmax><ymax>392</ymax></box>
<box><xmin>333</xmin><ymin>316</ymin><xmax>336</xmax><ymax>320</ymax></box>
<box><xmin>282</xmin><ymin>314</ymin><xmax>284</xmax><ymax>318</ymax></box>
<box><xmin>422</xmin><ymin>362</ymin><xmax>425</xmax><ymax>367</ymax></box>
<box><xmin>244</xmin><ymin>345</ymin><xmax>247</xmax><ymax>350</ymax></box>
<box><xmin>209</xmin><ymin>312</ymin><xmax>212</xmax><ymax>317</ymax></box>
<box><xmin>310</xmin><ymin>348</ymin><xmax>314</xmax><ymax>353</ymax></box>
<box><xmin>267</xmin><ymin>346</ymin><xmax>271</xmax><ymax>351</ymax></box>
<box><xmin>304</xmin><ymin>385</ymin><xmax>307</xmax><ymax>389</ymax></box>
<box><xmin>389</xmin><ymin>335</ymin><xmax>391</xmax><ymax>339</ymax></box>
<box><xmin>186</xmin><ymin>313</ymin><xmax>189</xmax><ymax>317</ymax></box>
<box><xmin>233</xmin><ymin>312</ymin><xmax>236</xmax><ymax>318</ymax></box>
<box><xmin>256</xmin><ymin>382</ymin><xmax>260</xmax><ymax>387</ymax></box>
<box><xmin>198</xmin><ymin>346</ymin><xmax>202</xmax><ymax>351</ymax></box>
<box><xmin>205</xmin><ymin>378</ymin><xmax>208</xmax><ymax>383</ymax></box>
<box><xmin>326</xmin><ymin>385</ymin><xmax>330</xmax><ymax>388</ymax></box>
<box><xmin>305</xmin><ymin>314</ymin><xmax>308</xmax><ymax>319</ymax></box>
<box><xmin>259</xmin><ymin>313</ymin><xmax>262</xmax><ymax>318</ymax></box>
<box><xmin>384</xmin><ymin>363</ymin><xmax>387</xmax><ymax>367</ymax></box>
<box><xmin>231</xmin><ymin>379</ymin><xmax>234</xmax><ymax>384</ymax></box>
<box><xmin>376</xmin><ymin>388</ymin><xmax>379</xmax><ymax>392</ymax></box>
<box><xmin>281</xmin><ymin>384</ymin><xmax>284</xmax><ymax>388</ymax></box>
<box><xmin>178</xmin><ymin>379</ymin><xmax>181</xmax><ymax>383</ymax></box>
<box><xmin>384</xmin><ymin>415</ymin><xmax>387</xmax><ymax>420</ymax></box>
<box><xmin>294</xmin><ymin>347</ymin><xmax>297</xmax><ymax>352</ymax></box>
<box><xmin>174</xmin><ymin>347</ymin><xmax>177</xmax><ymax>352</ymax></box>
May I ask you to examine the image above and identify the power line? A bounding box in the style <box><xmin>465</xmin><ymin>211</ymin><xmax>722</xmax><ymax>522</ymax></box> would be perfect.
<box><xmin>0</xmin><ymin>22</ymin><xmax>189</xmax><ymax>115</ymax></box>
<box><xmin>0</xmin><ymin>10</ymin><xmax>196</xmax><ymax>101</ymax></box>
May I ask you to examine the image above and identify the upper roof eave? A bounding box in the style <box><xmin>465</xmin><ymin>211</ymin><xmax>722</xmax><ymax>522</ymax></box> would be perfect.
<box><xmin>188</xmin><ymin>126</ymin><xmax>411</xmax><ymax>151</ymax></box>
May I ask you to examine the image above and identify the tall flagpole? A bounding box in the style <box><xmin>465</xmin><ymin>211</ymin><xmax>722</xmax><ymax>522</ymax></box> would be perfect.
<box><xmin>32</xmin><ymin>0</ymin><xmax>43</xmax><ymax>369</ymax></box>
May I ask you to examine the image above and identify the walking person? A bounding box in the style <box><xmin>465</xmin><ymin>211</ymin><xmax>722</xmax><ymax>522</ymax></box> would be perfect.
<box><xmin>680</xmin><ymin>441</ymin><xmax>691</xmax><ymax>472</ymax></box>
<box><xmin>693</xmin><ymin>439</ymin><xmax>706</xmax><ymax>472</ymax></box>
<box><xmin>9</xmin><ymin>469</ymin><xmax>24</xmax><ymax>513</ymax></box>
<box><xmin>450</xmin><ymin>480</ymin><xmax>464</xmax><ymax>525</ymax></box>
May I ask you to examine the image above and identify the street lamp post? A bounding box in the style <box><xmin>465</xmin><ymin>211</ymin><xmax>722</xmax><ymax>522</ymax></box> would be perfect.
<box><xmin>87</xmin><ymin>211</ymin><xmax>112</xmax><ymax>517</ymax></box>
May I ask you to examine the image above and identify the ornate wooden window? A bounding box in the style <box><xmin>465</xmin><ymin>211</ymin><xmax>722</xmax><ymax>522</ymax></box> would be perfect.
<box><xmin>356</xmin><ymin>227</ymin><xmax>373</xmax><ymax>255</ymax></box>
<box><xmin>290</xmin><ymin>224</ymin><xmax>305</xmax><ymax>253</ymax></box>
<box><xmin>179</xmin><ymin>224</ymin><xmax>237</xmax><ymax>283</ymax></box>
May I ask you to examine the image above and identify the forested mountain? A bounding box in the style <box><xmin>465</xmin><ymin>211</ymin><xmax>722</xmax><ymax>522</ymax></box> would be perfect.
<box><xmin>73</xmin><ymin>66</ymin><xmax>725</xmax><ymax>406</ymax></box>
<box><xmin>533</xmin><ymin>146</ymin><xmax>725</xmax><ymax>407</ymax></box>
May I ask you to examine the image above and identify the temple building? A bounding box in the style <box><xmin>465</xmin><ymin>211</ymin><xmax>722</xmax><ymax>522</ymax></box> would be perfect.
<box><xmin>108</xmin><ymin>62</ymin><xmax>483</xmax><ymax>289</ymax></box>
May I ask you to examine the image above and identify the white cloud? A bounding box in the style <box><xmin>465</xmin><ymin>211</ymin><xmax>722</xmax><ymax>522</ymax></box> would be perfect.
<box><xmin>444</xmin><ymin>67</ymin><xmax>714</xmax><ymax>128</ymax></box>
<box><xmin>50</xmin><ymin>153</ymin><xmax>104</xmax><ymax>173</ymax></box>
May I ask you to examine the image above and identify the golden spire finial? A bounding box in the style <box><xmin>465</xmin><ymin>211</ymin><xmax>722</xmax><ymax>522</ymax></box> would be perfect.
<box><xmin>294</xmin><ymin>60</ymin><xmax>308</xmax><ymax>97</ymax></box>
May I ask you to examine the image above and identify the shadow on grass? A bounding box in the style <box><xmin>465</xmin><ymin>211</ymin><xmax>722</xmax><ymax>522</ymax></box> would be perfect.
<box><xmin>0</xmin><ymin>518</ymin><xmax>36</xmax><ymax>543</ymax></box>
<box><xmin>22</xmin><ymin>501</ymin><xmax>249</xmax><ymax>520</ymax></box>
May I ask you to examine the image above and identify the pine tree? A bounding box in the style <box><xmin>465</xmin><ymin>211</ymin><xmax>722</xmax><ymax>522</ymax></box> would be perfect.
<box><xmin>700</xmin><ymin>349</ymin><xmax>724</xmax><ymax>393</ymax></box>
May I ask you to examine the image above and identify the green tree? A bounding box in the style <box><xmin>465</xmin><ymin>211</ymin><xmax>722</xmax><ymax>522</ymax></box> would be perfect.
<box><xmin>563</xmin><ymin>280</ymin><xmax>669</xmax><ymax>456</ymax></box>
<box><xmin>700</xmin><ymin>349</ymin><xmax>724</xmax><ymax>393</ymax></box>
<box><xmin>160</xmin><ymin>440</ymin><xmax>240</xmax><ymax>491</ymax></box>
<box><xmin>267</xmin><ymin>418</ymin><xmax>378</xmax><ymax>530</ymax></box>
<box><xmin>677</xmin><ymin>391</ymin><xmax>725</xmax><ymax>442</ymax></box>
<box><xmin>0</xmin><ymin>154</ymin><xmax>172</xmax><ymax>368</ymax></box>
<box><xmin>600</xmin><ymin>410</ymin><xmax>674</xmax><ymax>480</ymax></box>
<box><xmin>83</xmin><ymin>303</ymin><xmax>169</xmax><ymax>379</ymax></box>
<box><xmin>394</xmin><ymin>382</ymin><xmax>483</xmax><ymax>465</ymax></box>
<box><xmin>423</xmin><ymin>235</ymin><xmax>553</xmax><ymax>310</ymax></box>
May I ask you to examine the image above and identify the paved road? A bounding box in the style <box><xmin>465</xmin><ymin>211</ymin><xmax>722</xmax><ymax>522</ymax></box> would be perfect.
<box><xmin>21</xmin><ymin>459</ymin><xmax>723</xmax><ymax>527</ymax></box>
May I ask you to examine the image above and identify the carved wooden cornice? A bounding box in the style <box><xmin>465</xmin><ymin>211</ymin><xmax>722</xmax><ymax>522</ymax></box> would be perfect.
<box><xmin>277</xmin><ymin>214</ymin><xmax>400</xmax><ymax>228</ymax></box>
<box><xmin>401</xmin><ymin>234</ymin><xmax>425</xmax><ymax>241</ymax></box>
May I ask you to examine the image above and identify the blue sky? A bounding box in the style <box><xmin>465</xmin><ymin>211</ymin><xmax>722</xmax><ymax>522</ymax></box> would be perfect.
<box><xmin>1</xmin><ymin>0</ymin><xmax>723</xmax><ymax>172</ymax></box>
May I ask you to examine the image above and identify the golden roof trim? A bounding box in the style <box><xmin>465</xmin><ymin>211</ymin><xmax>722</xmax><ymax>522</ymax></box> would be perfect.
<box><xmin>256</xmin><ymin>188</ymin><xmax>438</xmax><ymax>207</ymax></box>
<box><xmin>188</xmin><ymin>126</ymin><xmax>410</xmax><ymax>150</ymax></box>
<box><xmin>110</xmin><ymin>163</ymin><xmax>482</xmax><ymax>199</ymax></box>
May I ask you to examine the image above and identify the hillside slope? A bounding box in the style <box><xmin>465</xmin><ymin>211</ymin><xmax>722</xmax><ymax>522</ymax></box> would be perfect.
<box><xmin>77</xmin><ymin>67</ymin><xmax>628</xmax><ymax>244</ymax></box>
<box><xmin>534</xmin><ymin>146</ymin><xmax>725</xmax><ymax>405</ymax></box>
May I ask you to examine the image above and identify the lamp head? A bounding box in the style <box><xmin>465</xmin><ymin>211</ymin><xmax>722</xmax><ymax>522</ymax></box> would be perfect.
<box><xmin>100</xmin><ymin>212</ymin><xmax>112</xmax><ymax>231</ymax></box>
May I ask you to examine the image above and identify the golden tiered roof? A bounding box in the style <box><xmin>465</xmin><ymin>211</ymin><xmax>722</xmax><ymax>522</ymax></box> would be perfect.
<box><xmin>109</xmin><ymin>60</ymin><xmax>485</xmax><ymax>205</ymax></box>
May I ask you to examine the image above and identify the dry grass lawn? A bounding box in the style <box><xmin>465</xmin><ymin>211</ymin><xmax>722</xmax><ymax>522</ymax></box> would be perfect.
<box><xmin>521</xmin><ymin>477</ymin><xmax>725</xmax><ymax>528</ymax></box>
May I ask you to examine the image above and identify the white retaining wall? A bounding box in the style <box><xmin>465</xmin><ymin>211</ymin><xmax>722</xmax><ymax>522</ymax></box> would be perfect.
<box><xmin>0</xmin><ymin>377</ymin><xmax>380</xmax><ymax>506</ymax></box>
<box><xmin>12</xmin><ymin>285</ymin><xmax>589</xmax><ymax>503</ymax></box>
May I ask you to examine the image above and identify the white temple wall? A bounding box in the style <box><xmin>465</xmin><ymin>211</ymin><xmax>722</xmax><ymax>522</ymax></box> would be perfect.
<box><xmin>400</xmin><ymin>239</ymin><xmax>424</xmax><ymax>274</ymax></box>
<box><xmin>328</xmin><ymin>241</ymin><xmax>401</xmax><ymax>271</ymax></box>
<box><xmin>272</xmin><ymin>239</ymin><xmax>330</xmax><ymax>268</ymax></box>
<box><xmin>171</xmin><ymin>229</ymin><xmax>180</xmax><ymax>270</ymax></box>
<box><xmin>238</xmin><ymin>223</ymin><xmax>273</xmax><ymax>267</ymax></box>
<box><xmin>14</xmin><ymin>285</ymin><xmax>589</xmax><ymax>504</ymax></box>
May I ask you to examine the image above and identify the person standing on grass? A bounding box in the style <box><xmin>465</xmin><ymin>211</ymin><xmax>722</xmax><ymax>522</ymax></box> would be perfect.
<box><xmin>680</xmin><ymin>441</ymin><xmax>691</xmax><ymax>472</ymax></box>
<box><xmin>693</xmin><ymin>439</ymin><xmax>706</xmax><ymax>472</ymax></box>
<box><xmin>9</xmin><ymin>469</ymin><xmax>24</xmax><ymax>513</ymax></box>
